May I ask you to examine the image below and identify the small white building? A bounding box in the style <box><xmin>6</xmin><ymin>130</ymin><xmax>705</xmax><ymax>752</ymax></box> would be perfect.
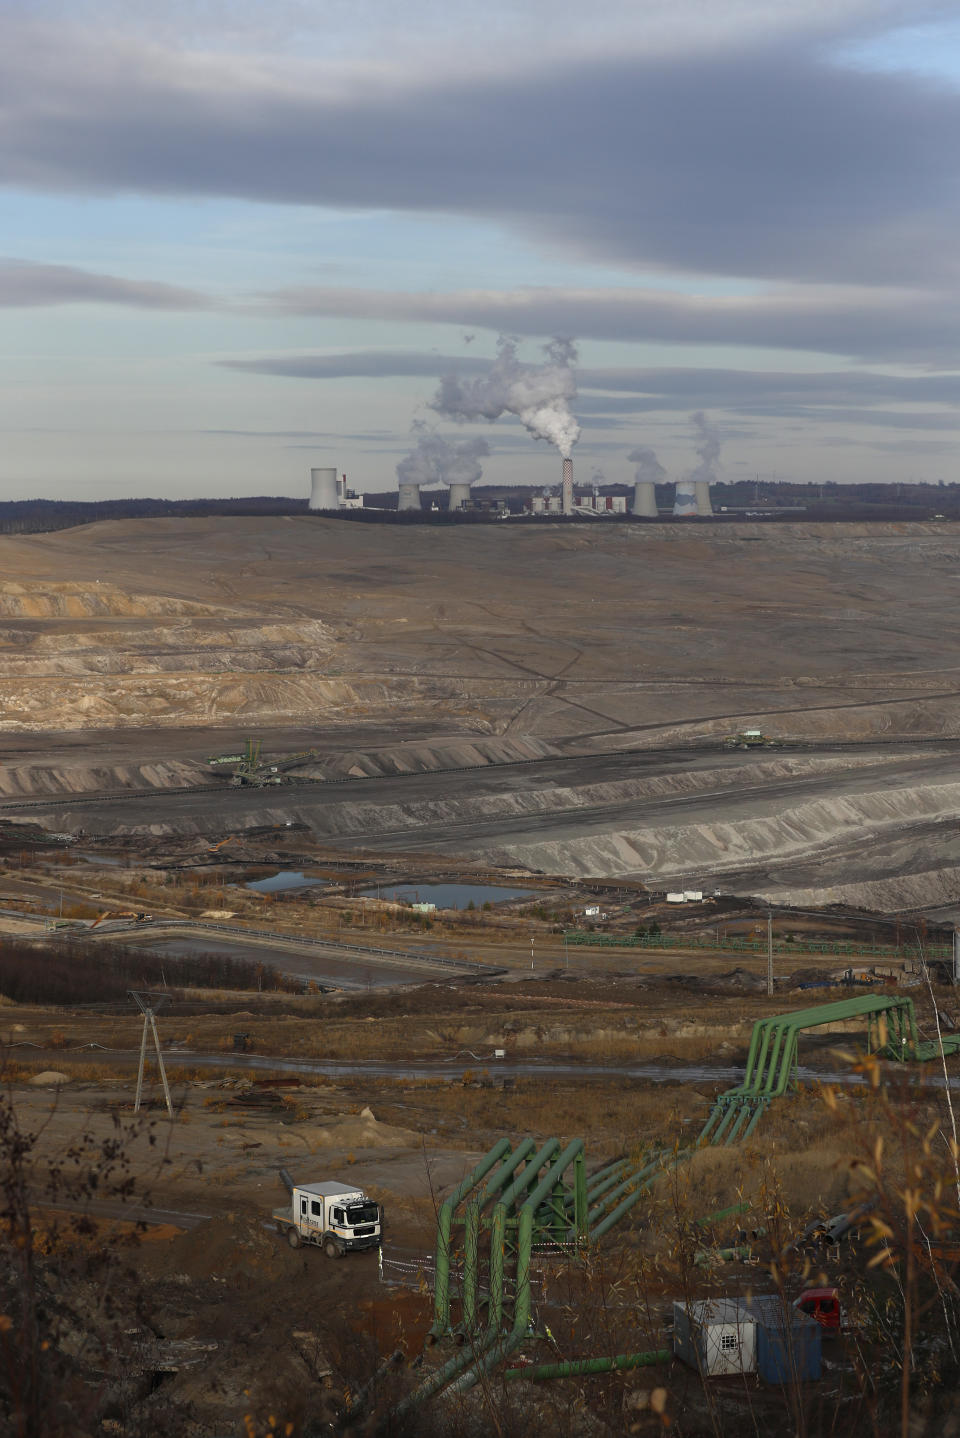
<box><xmin>672</xmin><ymin>1299</ymin><xmax>756</xmax><ymax>1377</ymax></box>
<box><xmin>584</xmin><ymin>904</ymin><xmax>602</xmax><ymax>918</ymax></box>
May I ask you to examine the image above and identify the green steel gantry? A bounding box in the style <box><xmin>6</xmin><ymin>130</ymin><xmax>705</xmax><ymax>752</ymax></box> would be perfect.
<box><xmin>388</xmin><ymin>992</ymin><xmax>960</xmax><ymax>1411</ymax></box>
<box><xmin>698</xmin><ymin>992</ymin><xmax>960</xmax><ymax>1145</ymax></box>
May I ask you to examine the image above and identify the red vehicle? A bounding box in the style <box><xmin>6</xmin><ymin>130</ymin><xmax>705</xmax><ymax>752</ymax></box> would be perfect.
<box><xmin>794</xmin><ymin>1287</ymin><xmax>843</xmax><ymax>1331</ymax></box>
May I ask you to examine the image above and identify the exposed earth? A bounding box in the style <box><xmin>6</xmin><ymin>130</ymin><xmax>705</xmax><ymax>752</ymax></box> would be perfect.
<box><xmin>2</xmin><ymin>516</ymin><xmax>960</xmax><ymax>907</ymax></box>
<box><xmin>5</xmin><ymin>516</ymin><xmax>960</xmax><ymax>1434</ymax></box>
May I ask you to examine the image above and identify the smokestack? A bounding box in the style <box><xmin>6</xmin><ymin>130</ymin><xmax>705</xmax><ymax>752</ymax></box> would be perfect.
<box><xmin>694</xmin><ymin>480</ymin><xmax>713</xmax><ymax>516</ymax></box>
<box><xmin>562</xmin><ymin>458</ymin><xmax>573</xmax><ymax>515</ymax></box>
<box><xmin>397</xmin><ymin>482</ymin><xmax>421</xmax><ymax>511</ymax></box>
<box><xmin>631</xmin><ymin>481</ymin><xmax>658</xmax><ymax>517</ymax></box>
<box><xmin>448</xmin><ymin>482</ymin><xmax>471</xmax><ymax>511</ymax></box>
<box><xmin>309</xmin><ymin>467</ymin><xmax>339</xmax><ymax>510</ymax></box>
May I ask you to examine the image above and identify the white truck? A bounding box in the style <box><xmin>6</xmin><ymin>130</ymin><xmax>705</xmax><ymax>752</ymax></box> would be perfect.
<box><xmin>273</xmin><ymin>1178</ymin><xmax>383</xmax><ymax>1258</ymax></box>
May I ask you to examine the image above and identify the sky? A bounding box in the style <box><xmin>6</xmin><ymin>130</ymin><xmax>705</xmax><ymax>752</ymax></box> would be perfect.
<box><xmin>2</xmin><ymin>0</ymin><xmax>960</xmax><ymax>499</ymax></box>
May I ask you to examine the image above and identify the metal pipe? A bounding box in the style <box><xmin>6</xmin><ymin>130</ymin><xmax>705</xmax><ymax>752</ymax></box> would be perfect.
<box><xmin>587</xmin><ymin>1153</ymin><xmax>665</xmax><ymax>1227</ymax></box>
<box><xmin>431</xmin><ymin>1137</ymin><xmax>512</xmax><ymax>1335</ymax></box>
<box><xmin>504</xmin><ymin>1348</ymin><xmax>671</xmax><ymax>1381</ymax></box>
<box><xmin>694</xmin><ymin>1244</ymin><xmax>752</xmax><ymax>1267</ymax></box>
<box><xmin>481</xmin><ymin>1139</ymin><xmax>537</xmax><ymax>1206</ymax></box>
<box><xmin>463</xmin><ymin>1203</ymin><xmax>479</xmax><ymax>1329</ymax></box>
<box><xmin>454</xmin><ymin>1141</ymin><xmax>585</xmax><ymax>1395</ymax></box>
<box><xmin>694</xmin><ymin>1200</ymin><xmax>750</xmax><ymax>1228</ymax></box>
<box><xmin>393</xmin><ymin>1330</ymin><xmax>502</xmax><ymax>1417</ymax></box>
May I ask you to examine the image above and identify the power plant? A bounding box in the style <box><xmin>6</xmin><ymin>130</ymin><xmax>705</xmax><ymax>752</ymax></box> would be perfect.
<box><xmin>309</xmin><ymin>467</ymin><xmax>339</xmax><ymax>511</ymax></box>
<box><xmin>308</xmin><ymin>467</ymin><xmax>364</xmax><ymax>512</ymax></box>
<box><xmin>309</xmin><ymin>464</ymin><xmax>724</xmax><ymax>521</ymax></box>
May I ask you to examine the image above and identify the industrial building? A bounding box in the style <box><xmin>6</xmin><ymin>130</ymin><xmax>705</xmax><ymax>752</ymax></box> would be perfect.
<box><xmin>308</xmin><ymin>468</ymin><xmax>364</xmax><ymax>511</ymax></box>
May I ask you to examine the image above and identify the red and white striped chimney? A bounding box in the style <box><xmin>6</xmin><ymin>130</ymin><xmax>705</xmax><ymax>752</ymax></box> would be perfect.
<box><xmin>561</xmin><ymin>457</ymin><xmax>573</xmax><ymax>515</ymax></box>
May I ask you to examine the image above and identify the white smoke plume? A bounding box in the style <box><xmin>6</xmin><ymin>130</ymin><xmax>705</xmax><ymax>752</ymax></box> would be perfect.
<box><xmin>432</xmin><ymin>337</ymin><xmax>580</xmax><ymax>458</ymax></box>
<box><xmin>690</xmin><ymin>411</ymin><xmax>722</xmax><ymax>484</ymax></box>
<box><xmin>396</xmin><ymin>428</ymin><xmax>490</xmax><ymax>488</ymax></box>
<box><xmin>627</xmin><ymin>446</ymin><xmax>666</xmax><ymax>483</ymax></box>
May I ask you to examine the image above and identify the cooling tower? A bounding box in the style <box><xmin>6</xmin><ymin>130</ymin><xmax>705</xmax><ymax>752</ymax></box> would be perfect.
<box><xmin>631</xmin><ymin>481</ymin><xmax>658</xmax><ymax>517</ymax></box>
<box><xmin>397</xmin><ymin>482</ymin><xmax>421</xmax><ymax>511</ymax></box>
<box><xmin>673</xmin><ymin>481</ymin><xmax>698</xmax><ymax>518</ymax></box>
<box><xmin>531</xmin><ymin>495</ymin><xmax>545</xmax><ymax>514</ymax></box>
<box><xmin>562</xmin><ymin>458</ymin><xmax>573</xmax><ymax>516</ymax></box>
<box><xmin>309</xmin><ymin>467</ymin><xmax>339</xmax><ymax>510</ymax></box>
<box><xmin>694</xmin><ymin>480</ymin><xmax>713</xmax><ymax>516</ymax></box>
<box><xmin>448</xmin><ymin>482</ymin><xmax>471</xmax><ymax>511</ymax></box>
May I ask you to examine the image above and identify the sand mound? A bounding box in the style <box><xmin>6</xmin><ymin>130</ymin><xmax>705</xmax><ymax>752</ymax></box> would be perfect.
<box><xmin>291</xmin><ymin>1109</ymin><xmax>417</xmax><ymax>1153</ymax></box>
<box><xmin>29</xmin><ymin>1070</ymin><xmax>70</xmax><ymax>1086</ymax></box>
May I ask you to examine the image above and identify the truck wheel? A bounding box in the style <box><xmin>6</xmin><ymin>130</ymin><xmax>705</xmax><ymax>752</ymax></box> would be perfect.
<box><xmin>324</xmin><ymin>1238</ymin><xmax>343</xmax><ymax>1260</ymax></box>
<box><xmin>287</xmin><ymin>1227</ymin><xmax>301</xmax><ymax>1250</ymax></box>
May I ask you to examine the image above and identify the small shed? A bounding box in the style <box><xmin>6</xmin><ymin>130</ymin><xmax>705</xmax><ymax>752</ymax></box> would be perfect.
<box><xmin>672</xmin><ymin>1299</ymin><xmax>756</xmax><ymax>1377</ymax></box>
<box><xmin>673</xmin><ymin>1297</ymin><xmax>821</xmax><ymax>1383</ymax></box>
<box><xmin>741</xmin><ymin>1296</ymin><xmax>821</xmax><ymax>1383</ymax></box>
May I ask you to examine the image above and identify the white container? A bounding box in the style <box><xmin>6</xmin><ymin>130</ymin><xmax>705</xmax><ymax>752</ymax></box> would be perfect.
<box><xmin>666</xmin><ymin>892</ymin><xmax>686</xmax><ymax>904</ymax></box>
<box><xmin>673</xmin><ymin>1300</ymin><xmax>757</xmax><ymax>1377</ymax></box>
<box><xmin>683</xmin><ymin>890</ymin><xmax>703</xmax><ymax>902</ymax></box>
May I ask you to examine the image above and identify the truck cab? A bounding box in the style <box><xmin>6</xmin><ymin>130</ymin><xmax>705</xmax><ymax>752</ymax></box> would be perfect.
<box><xmin>794</xmin><ymin>1287</ymin><xmax>844</xmax><ymax>1332</ymax></box>
<box><xmin>273</xmin><ymin>1180</ymin><xmax>382</xmax><ymax>1258</ymax></box>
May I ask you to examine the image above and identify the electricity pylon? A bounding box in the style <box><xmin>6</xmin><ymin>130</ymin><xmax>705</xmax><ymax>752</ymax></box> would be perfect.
<box><xmin>129</xmin><ymin>990</ymin><xmax>174</xmax><ymax>1120</ymax></box>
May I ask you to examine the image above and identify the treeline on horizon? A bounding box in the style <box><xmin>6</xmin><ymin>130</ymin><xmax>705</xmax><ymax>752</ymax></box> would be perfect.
<box><xmin>1</xmin><ymin>479</ymin><xmax>959</xmax><ymax>535</ymax></box>
<box><xmin>0</xmin><ymin>936</ymin><xmax>301</xmax><ymax>1005</ymax></box>
<box><xmin>0</xmin><ymin>496</ymin><xmax>307</xmax><ymax>535</ymax></box>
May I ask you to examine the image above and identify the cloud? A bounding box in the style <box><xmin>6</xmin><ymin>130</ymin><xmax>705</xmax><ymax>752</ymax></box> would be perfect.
<box><xmin>257</xmin><ymin>283</ymin><xmax>960</xmax><ymax>365</ymax></box>
<box><xmin>222</xmin><ymin>348</ymin><xmax>960</xmax><ymax>407</ymax></box>
<box><xmin>222</xmin><ymin>351</ymin><xmax>490</xmax><ymax>380</ymax></box>
<box><xmin>2</xmin><ymin>18</ymin><xmax>959</xmax><ymax>290</ymax></box>
<box><xmin>219</xmin><ymin>348</ymin><xmax>960</xmax><ymax>435</ymax></box>
<box><xmin>0</xmin><ymin>257</ymin><xmax>209</xmax><ymax>308</ymax></box>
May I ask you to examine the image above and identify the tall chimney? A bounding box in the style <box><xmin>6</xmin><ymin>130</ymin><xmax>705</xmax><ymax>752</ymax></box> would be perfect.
<box><xmin>631</xmin><ymin>481</ymin><xmax>658</xmax><ymax>517</ymax></box>
<box><xmin>562</xmin><ymin>458</ymin><xmax>573</xmax><ymax>515</ymax></box>
<box><xmin>309</xmin><ymin>467</ymin><xmax>339</xmax><ymax>510</ymax></box>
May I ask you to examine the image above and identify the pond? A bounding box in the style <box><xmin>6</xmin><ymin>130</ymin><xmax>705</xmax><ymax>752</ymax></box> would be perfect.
<box><xmin>357</xmin><ymin>881</ymin><xmax>537</xmax><ymax>909</ymax></box>
<box><xmin>245</xmin><ymin>870</ymin><xmax>326</xmax><ymax>894</ymax></box>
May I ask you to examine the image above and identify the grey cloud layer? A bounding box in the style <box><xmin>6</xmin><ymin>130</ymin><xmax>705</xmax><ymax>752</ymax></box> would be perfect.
<box><xmin>259</xmin><ymin>284</ymin><xmax>960</xmax><ymax>364</ymax></box>
<box><xmin>0</xmin><ymin>258</ymin><xmax>208</xmax><ymax>308</ymax></box>
<box><xmin>224</xmin><ymin>349</ymin><xmax>960</xmax><ymax>432</ymax></box>
<box><xmin>2</xmin><ymin>22</ymin><xmax>959</xmax><ymax>288</ymax></box>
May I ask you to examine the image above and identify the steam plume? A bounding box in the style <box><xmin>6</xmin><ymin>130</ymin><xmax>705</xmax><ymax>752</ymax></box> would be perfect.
<box><xmin>627</xmin><ymin>446</ymin><xmax>666</xmax><ymax>483</ymax></box>
<box><xmin>690</xmin><ymin>411</ymin><xmax>721</xmax><ymax>484</ymax></box>
<box><xmin>396</xmin><ymin>428</ymin><xmax>490</xmax><ymax>488</ymax></box>
<box><xmin>432</xmin><ymin>337</ymin><xmax>580</xmax><ymax>458</ymax></box>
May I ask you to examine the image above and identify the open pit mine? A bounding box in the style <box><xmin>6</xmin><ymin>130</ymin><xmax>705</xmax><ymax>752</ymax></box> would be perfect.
<box><xmin>2</xmin><ymin>515</ymin><xmax>960</xmax><ymax>911</ymax></box>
